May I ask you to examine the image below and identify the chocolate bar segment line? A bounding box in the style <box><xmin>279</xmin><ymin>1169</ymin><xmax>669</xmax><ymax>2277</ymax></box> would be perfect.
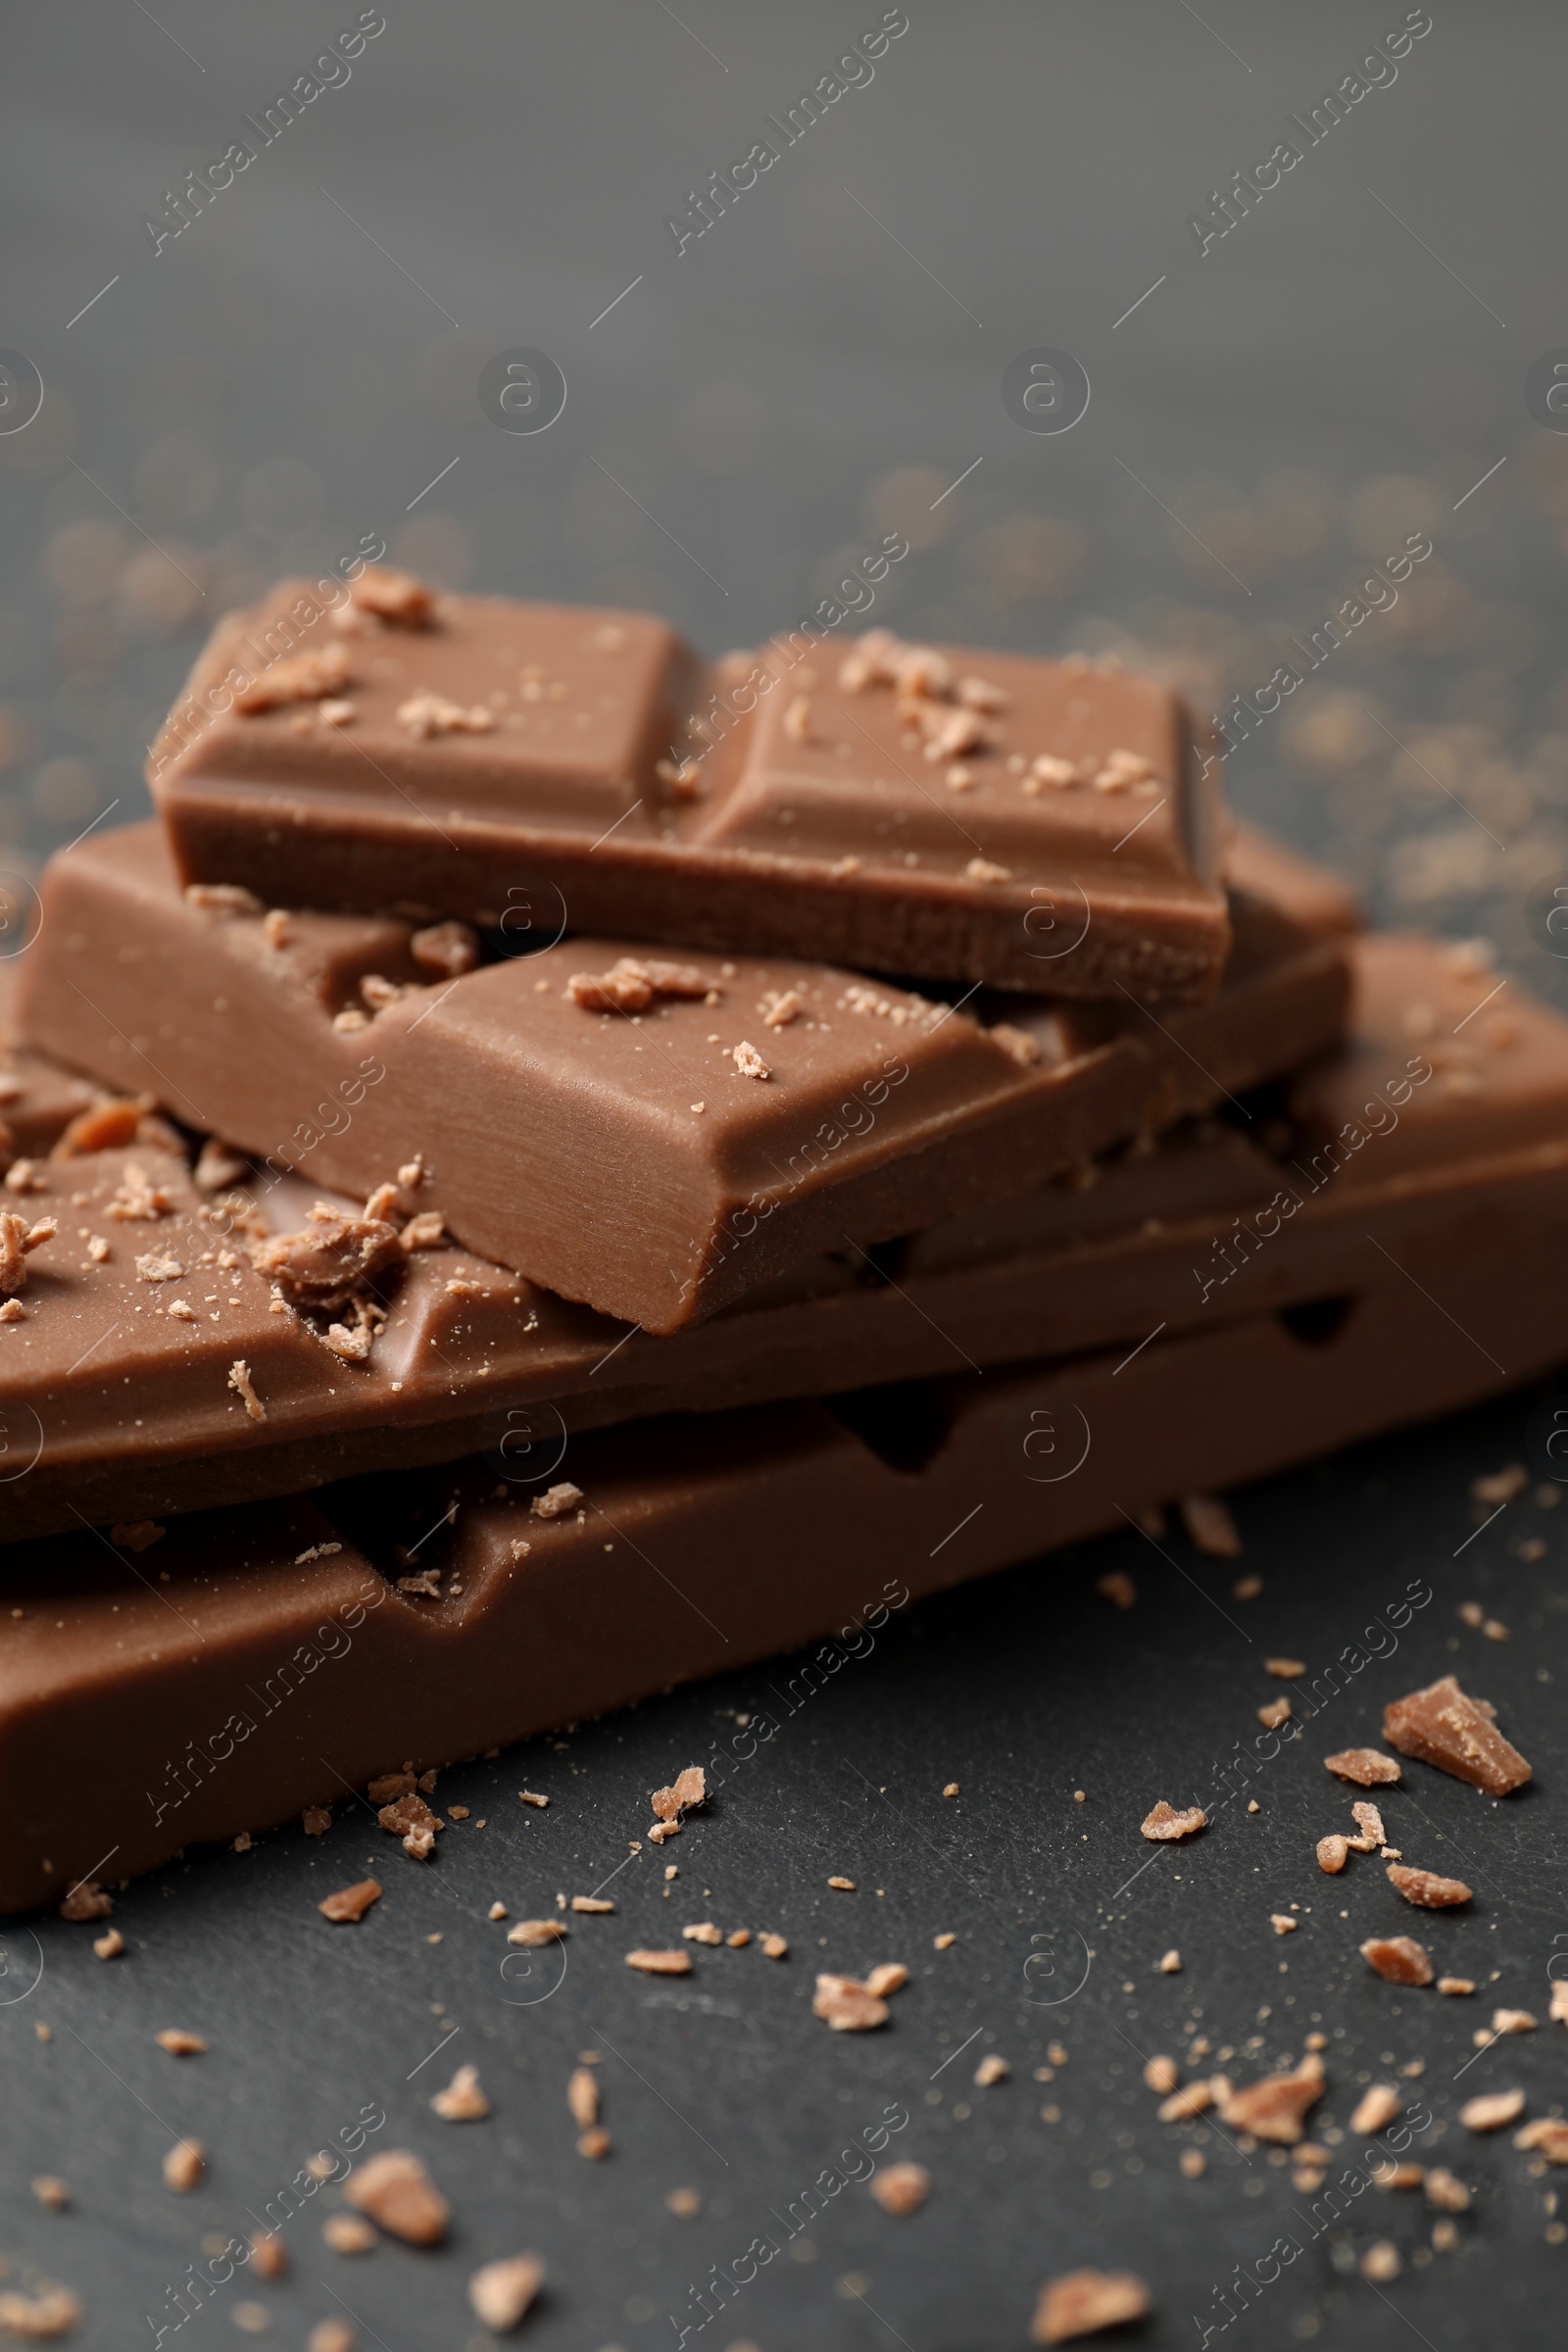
<box><xmin>3</xmin><ymin>1232</ymin><xmax>1565</xmax><ymax>1915</ymax></box>
<box><xmin>147</xmin><ymin>578</ymin><xmax>1230</xmax><ymax>1001</ymax></box>
<box><xmin>16</xmin><ymin>824</ymin><xmax>1345</xmax><ymax>1334</ymax></box>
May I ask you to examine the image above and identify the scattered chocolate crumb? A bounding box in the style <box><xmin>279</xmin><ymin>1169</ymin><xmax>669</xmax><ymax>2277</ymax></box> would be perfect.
<box><xmin>251</xmin><ymin>1213</ymin><xmax>404</xmax><ymax>1312</ymax></box>
<box><xmin>1158</xmin><ymin>2082</ymin><xmax>1212</xmax><ymax>2121</ymax></box>
<box><xmin>517</xmin><ymin>1788</ymin><xmax>549</xmax><ymax>1808</ymax></box>
<box><xmin>1374</xmin><ymin>2163</ymin><xmax>1425</xmax><ymax>2191</ymax></box>
<box><xmin>1351</xmin><ymin>2084</ymin><xmax>1402</xmax><ymax>2134</ymax></box>
<box><xmin>508</xmin><ymin>1920</ymin><xmax>567</xmax><ymax>1947</ymax></box>
<box><xmin>625</xmin><ymin>1949</ymin><xmax>692</xmax><ymax>1976</ymax></box>
<box><xmin>30</xmin><ymin>2176</ymin><xmax>69</xmax><ymax>2212</ymax></box>
<box><xmin>975</xmin><ymin>2054</ymin><xmax>1009</xmax><ymax>2086</ymax></box>
<box><xmin>345</xmin><ymin>2149</ymin><xmax>450</xmax><ymax>2245</ymax></box>
<box><xmin>1471</xmin><ymin>1462</ymin><xmax>1528</xmax><ymax>1505</ymax></box>
<box><xmin>431</xmin><ymin>2064</ymin><xmax>490</xmax><ymax>2122</ymax></box>
<box><xmin>235</xmin><ymin>646</ymin><xmax>351</xmax><ymax>711</ymax></box>
<box><xmin>59</xmin><ymin>1883</ymin><xmax>112</xmax><ymax>1923</ymax></box>
<box><xmin>1215</xmin><ymin>2052</ymin><xmax>1324</xmax><ymax>2144</ymax></box>
<box><xmin>1350</xmin><ymin>1800</ymin><xmax>1387</xmax><ymax>1847</ymax></box>
<box><xmin>227</xmin><ymin>1359</ymin><xmax>267</xmax><ymax>1423</ymax></box>
<box><xmin>813</xmin><ymin>1975</ymin><xmax>889</xmax><ymax>2032</ymax></box>
<box><xmin>1388</xmin><ymin>1863</ymin><xmax>1472</xmax><ymax>1909</ymax></box>
<box><xmin>1361</xmin><ymin>1936</ymin><xmax>1434</xmax><ymax>1986</ymax></box>
<box><xmin>306</xmin><ymin>2323</ymin><xmax>356</xmax><ymax>2352</ymax></box>
<box><xmin>322</xmin><ymin>2212</ymin><xmax>377</xmax><ymax>2254</ymax></box>
<box><xmin>577</xmin><ymin>2126</ymin><xmax>612</xmax><ymax>2160</ymax></box>
<box><xmin>1141</xmin><ymin>1801</ymin><xmax>1204</xmax><ymax>1842</ymax></box>
<box><xmin>467</xmin><ymin>2253</ymin><xmax>545</xmax><ymax>2331</ymax></box>
<box><xmin>408</xmin><ymin>920</ymin><xmax>479</xmax><ymax>984</ymax></box>
<box><xmin>248</xmin><ymin>2230</ymin><xmax>287</xmax><ymax>2280</ymax></box>
<box><xmin>828</xmin><ymin>1873</ymin><xmax>858</xmax><ymax>1888</ymax></box>
<box><xmin>353</xmin><ymin>564</ymin><xmax>435</xmax><ymax>626</ymax></box>
<box><xmin>726</xmin><ymin>1929</ymin><xmax>750</xmax><ymax>1948</ymax></box>
<box><xmin>1179</xmin><ymin>2149</ymin><xmax>1206</xmax><ymax>2179</ymax></box>
<box><xmin>1096</xmin><ymin>1570</ymin><xmax>1136</xmax><ymax>1611</ymax></box>
<box><xmin>942</xmin><ymin>1782</ymin><xmax>960</xmax><ymax>1798</ymax></box>
<box><xmin>1143</xmin><ymin>2056</ymin><xmax>1179</xmax><ymax>2096</ymax></box>
<box><xmin>1265</xmin><ymin>1657</ymin><xmax>1305</xmax><ymax>1680</ymax></box>
<box><xmin>1460</xmin><ymin>2088</ymin><xmax>1524</xmax><ymax>2132</ymax></box>
<box><xmin>1157</xmin><ymin>1949</ymin><xmax>1182</xmax><ymax>1974</ymax></box>
<box><xmin>1270</xmin><ymin>1914</ymin><xmax>1298</xmax><ymax>1936</ymax></box>
<box><xmin>530</xmin><ymin>1482</ymin><xmax>584</xmax><ymax>1519</ymax></box>
<box><xmin>1426</xmin><ymin>2169</ymin><xmax>1471</xmax><ymax>2214</ymax></box>
<box><xmin>1361</xmin><ymin>2241</ymin><xmax>1401</xmax><ymax>2282</ymax></box>
<box><xmin>1179</xmin><ymin>1493</ymin><xmax>1241</xmax><ymax>1557</ymax></box>
<box><xmin>567</xmin><ymin>2068</ymin><xmax>599</xmax><ymax>2129</ymax></box>
<box><xmin>682</xmin><ymin>1922</ymin><xmax>722</xmax><ymax>1945</ymax></box>
<box><xmin>92</xmin><ymin>1927</ymin><xmax>123</xmax><ymax>1961</ymax></box>
<box><xmin>1491</xmin><ymin>2006</ymin><xmax>1538</xmax><ymax>2035</ymax></box>
<box><xmin>318</xmin><ymin>1879</ymin><xmax>382</xmax><ymax>1925</ymax></box>
<box><xmin>1233</xmin><ymin>1573</ymin><xmax>1263</xmax><ymax>1599</ymax></box>
<box><xmin>302</xmin><ymin>1805</ymin><xmax>331</xmax><ymax>1837</ymax></box>
<box><xmin>870</xmin><ymin>2162</ymin><xmax>930</xmax><ymax>2217</ymax></box>
<box><xmin>1515</xmin><ymin>2120</ymin><xmax>1568</xmax><ymax>2161</ymax></box>
<box><xmin>163</xmin><ymin>2139</ymin><xmax>206</xmax><ymax>2192</ymax></box>
<box><xmin>865</xmin><ymin>1963</ymin><xmax>908</xmax><ymax>1998</ymax></box>
<box><xmin>760</xmin><ymin>1934</ymin><xmax>788</xmax><ymax>1960</ymax></box>
<box><xmin>1317</xmin><ymin>1836</ymin><xmax>1349</xmax><ymax>1875</ymax></box>
<box><xmin>396</xmin><ymin>690</ymin><xmax>495</xmax><ymax>738</ymax></box>
<box><xmin>666</xmin><ymin>2187</ymin><xmax>702</xmax><ymax>2219</ymax></box>
<box><xmin>1438</xmin><ymin>1977</ymin><xmax>1475</xmax><ymax>1996</ymax></box>
<box><xmin>368</xmin><ymin>1772</ymin><xmax>416</xmax><ymax>1804</ymax></box>
<box><xmin>155</xmin><ymin>2029</ymin><xmax>206</xmax><ymax>2057</ymax></box>
<box><xmin>1383</xmin><ymin>1674</ymin><xmax>1532</xmax><ymax>1794</ymax></box>
<box><xmin>0</xmin><ymin>2281</ymin><xmax>83</xmax><ymax>2337</ymax></box>
<box><xmin>1325</xmin><ymin>1748</ymin><xmax>1401</xmax><ymax>1787</ymax></box>
<box><xmin>732</xmin><ymin>1039</ymin><xmax>770</xmax><ymax>1080</ymax></box>
<box><xmin>1030</xmin><ymin>2268</ymin><xmax>1152</xmax><ymax>2344</ymax></box>
<box><xmin>571</xmin><ymin>1895</ymin><xmax>614</xmax><ymax>1914</ymax></box>
<box><xmin>1256</xmin><ymin>1697</ymin><xmax>1291</xmax><ymax>1731</ymax></box>
<box><xmin>964</xmin><ymin>857</ymin><xmax>1011</xmax><ymax>886</ymax></box>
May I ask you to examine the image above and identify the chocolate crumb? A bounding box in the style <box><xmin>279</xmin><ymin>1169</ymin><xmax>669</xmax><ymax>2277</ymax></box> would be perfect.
<box><xmin>865</xmin><ymin>1963</ymin><xmax>907</xmax><ymax>1997</ymax></box>
<box><xmin>1158</xmin><ymin>2082</ymin><xmax>1212</xmax><ymax>2121</ymax></box>
<box><xmin>577</xmin><ymin>2126</ymin><xmax>612</xmax><ymax>2160</ymax></box>
<box><xmin>345</xmin><ymin>2149</ymin><xmax>450</xmax><ymax>2245</ymax></box>
<box><xmin>812</xmin><ymin>1975</ymin><xmax>889</xmax><ymax>2032</ymax></box>
<box><xmin>571</xmin><ymin>1895</ymin><xmax>614</xmax><ymax>1914</ymax></box>
<box><xmin>1426</xmin><ymin>2169</ymin><xmax>1471</xmax><ymax>2213</ymax></box>
<box><xmin>869</xmin><ymin>2162</ymin><xmax>930</xmax><ymax>2217</ymax></box>
<box><xmin>1316</xmin><ymin>1836</ymin><xmax>1349</xmax><ymax>1875</ymax></box>
<box><xmin>59</xmin><ymin>1882</ymin><xmax>112</xmax><ymax>1923</ymax></box>
<box><xmin>1388</xmin><ymin>1863</ymin><xmax>1472</xmax><ymax>1908</ymax></box>
<box><xmin>567</xmin><ymin>2068</ymin><xmax>599</xmax><ymax>2128</ymax></box>
<box><xmin>1265</xmin><ymin>1657</ymin><xmax>1305</xmax><ymax>1680</ymax></box>
<box><xmin>155</xmin><ymin>2029</ymin><xmax>206</xmax><ymax>2057</ymax></box>
<box><xmin>1361</xmin><ymin>2241</ymin><xmax>1401</xmax><ymax>2282</ymax></box>
<box><xmin>1143</xmin><ymin>2056</ymin><xmax>1179</xmax><ymax>2095</ymax></box>
<box><xmin>321</xmin><ymin>2212</ymin><xmax>376</xmax><ymax>2255</ymax></box>
<box><xmin>732</xmin><ymin>1039</ymin><xmax>770</xmax><ymax>1080</ymax></box>
<box><xmin>302</xmin><ymin>1806</ymin><xmax>331</xmax><ymax>1837</ymax></box>
<box><xmin>163</xmin><ymin>2139</ymin><xmax>206</xmax><ymax>2193</ymax></box>
<box><xmin>1257</xmin><ymin>1697</ymin><xmax>1292</xmax><ymax>1731</ymax></box>
<box><xmin>1438</xmin><ymin>1977</ymin><xmax>1476</xmax><ymax>1996</ymax></box>
<box><xmin>1215</xmin><ymin>2052</ymin><xmax>1324</xmax><ymax>2143</ymax></box>
<box><xmin>974</xmin><ymin>2054</ymin><xmax>1009</xmax><ymax>2086</ymax></box>
<box><xmin>508</xmin><ymin>1919</ymin><xmax>567</xmax><ymax>1947</ymax></box>
<box><xmin>1096</xmin><ymin>1569</ymin><xmax>1136</xmax><ymax>1611</ymax></box>
<box><xmin>666</xmin><ymin>2187</ymin><xmax>702</xmax><ymax>2218</ymax></box>
<box><xmin>318</xmin><ymin>1878</ymin><xmax>382</xmax><ymax>1924</ymax></box>
<box><xmin>1350</xmin><ymin>1800</ymin><xmax>1387</xmax><ymax>1846</ymax></box>
<box><xmin>1157</xmin><ymin>1948</ymin><xmax>1182</xmax><ymax>1973</ymax></box>
<box><xmin>430</xmin><ymin>2064</ymin><xmax>490</xmax><ymax>2122</ymax></box>
<box><xmin>31</xmin><ymin>2176</ymin><xmax>70</xmax><ymax>2212</ymax></box>
<box><xmin>1351</xmin><ymin>2084</ymin><xmax>1401</xmax><ymax>2134</ymax></box>
<box><xmin>650</xmin><ymin>1766</ymin><xmax>707</xmax><ymax>1825</ymax></box>
<box><xmin>467</xmin><ymin>2254</ymin><xmax>545</xmax><ymax>2331</ymax></box>
<box><xmin>1141</xmin><ymin>1800</ymin><xmax>1204</xmax><ymax>1842</ymax></box>
<box><xmin>828</xmin><ymin>1874</ymin><xmax>858</xmax><ymax>1889</ymax></box>
<box><xmin>0</xmin><ymin>2281</ymin><xmax>83</xmax><ymax>2337</ymax></box>
<box><xmin>306</xmin><ymin>2324</ymin><xmax>355</xmax><ymax>2352</ymax></box>
<box><xmin>1361</xmin><ymin>1936</ymin><xmax>1434</xmax><ymax>1985</ymax></box>
<box><xmin>92</xmin><ymin>1928</ymin><xmax>124</xmax><ymax>1961</ymax></box>
<box><xmin>1459</xmin><ymin>2088</ymin><xmax>1524</xmax><ymax>2132</ymax></box>
<box><xmin>530</xmin><ymin>1482</ymin><xmax>583</xmax><ymax>1519</ymax></box>
<box><xmin>625</xmin><ymin>1949</ymin><xmax>692</xmax><ymax>1976</ymax></box>
<box><xmin>227</xmin><ymin>1359</ymin><xmax>267</xmax><ymax>1423</ymax></box>
<box><xmin>1031</xmin><ymin>2269</ymin><xmax>1151</xmax><ymax>2344</ymax></box>
<box><xmin>1270</xmin><ymin>1914</ymin><xmax>1298</xmax><ymax>1936</ymax></box>
<box><xmin>760</xmin><ymin>1934</ymin><xmax>788</xmax><ymax>1959</ymax></box>
<box><xmin>1179</xmin><ymin>1493</ymin><xmax>1241</xmax><ymax>1557</ymax></box>
<box><xmin>235</xmin><ymin>646</ymin><xmax>351</xmax><ymax>711</ymax></box>
<box><xmin>682</xmin><ymin>1922</ymin><xmax>722</xmax><ymax>1945</ymax></box>
<box><xmin>1324</xmin><ymin>1748</ymin><xmax>1401</xmax><ymax>1787</ymax></box>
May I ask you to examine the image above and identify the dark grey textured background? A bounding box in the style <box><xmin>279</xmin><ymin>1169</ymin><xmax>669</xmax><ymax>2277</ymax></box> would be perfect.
<box><xmin>3</xmin><ymin>4</ymin><xmax>1568</xmax><ymax>2343</ymax></box>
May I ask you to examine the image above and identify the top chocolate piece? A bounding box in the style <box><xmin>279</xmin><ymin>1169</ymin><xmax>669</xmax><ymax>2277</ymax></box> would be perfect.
<box><xmin>147</xmin><ymin>572</ymin><xmax>1229</xmax><ymax>1003</ymax></box>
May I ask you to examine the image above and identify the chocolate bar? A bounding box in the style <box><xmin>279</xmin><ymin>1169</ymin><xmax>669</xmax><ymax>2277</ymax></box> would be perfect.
<box><xmin>5</xmin><ymin>1228</ymin><xmax>1565</xmax><ymax>1916</ymax></box>
<box><xmin>4</xmin><ymin>930</ymin><xmax>1565</xmax><ymax>1542</ymax></box>
<box><xmin>146</xmin><ymin>577</ymin><xmax>1230</xmax><ymax>1002</ymax></box>
<box><xmin>15</xmin><ymin>823</ymin><xmax>1346</xmax><ymax>1333</ymax></box>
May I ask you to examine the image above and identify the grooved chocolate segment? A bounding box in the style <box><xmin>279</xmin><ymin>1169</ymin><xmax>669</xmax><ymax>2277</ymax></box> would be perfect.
<box><xmin>16</xmin><ymin>825</ymin><xmax>1342</xmax><ymax>1333</ymax></box>
<box><xmin>2</xmin><ymin>1230</ymin><xmax>1564</xmax><ymax>1914</ymax></box>
<box><xmin>146</xmin><ymin>582</ymin><xmax>1229</xmax><ymax>1001</ymax></box>
<box><xmin>10</xmin><ymin>923</ymin><xmax>1568</xmax><ymax>1538</ymax></box>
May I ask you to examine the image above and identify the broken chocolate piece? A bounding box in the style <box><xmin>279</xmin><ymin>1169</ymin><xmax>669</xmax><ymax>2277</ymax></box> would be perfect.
<box><xmin>1215</xmin><ymin>2052</ymin><xmax>1324</xmax><ymax>2144</ymax></box>
<box><xmin>1387</xmin><ymin>1863</ymin><xmax>1472</xmax><ymax>1909</ymax></box>
<box><xmin>1031</xmin><ymin>2268</ymin><xmax>1152</xmax><ymax>2343</ymax></box>
<box><xmin>1324</xmin><ymin>1748</ymin><xmax>1401</xmax><ymax>1786</ymax></box>
<box><xmin>344</xmin><ymin>2149</ymin><xmax>449</xmax><ymax>2244</ymax></box>
<box><xmin>1141</xmin><ymin>1800</ymin><xmax>1204</xmax><ymax>1842</ymax></box>
<box><xmin>1361</xmin><ymin>1936</ymin><xmax>1434</xmax><ymax>1985</ymax></box>
<box><xmin>1383</xmin><ymin>1675</ymin><xmax>1532</xmax><ymax>1794</ymax></box>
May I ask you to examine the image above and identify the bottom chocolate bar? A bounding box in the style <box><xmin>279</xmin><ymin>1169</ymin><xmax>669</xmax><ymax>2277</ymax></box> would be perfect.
<box><xmin>5</xmin><ymin>1232</ymin><xmax>1565</xmax><ymax>1915</ymax></box>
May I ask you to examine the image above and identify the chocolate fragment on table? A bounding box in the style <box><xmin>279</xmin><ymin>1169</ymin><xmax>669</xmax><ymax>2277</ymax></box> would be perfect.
<box><xmin>15</xmin><ymin>822</ymin><xmax>1337</xmax><ymax>1332</ymax></box>
<box><xmin>4</xmin><ymin>1230</ymin><xmax>1568</xmax><ymax>1911</ymax></box>
<box><xmin>1382</xmin><ymin>1674</ymin><xmax>1533</xmax><ymax>1794</ymax></box>
<box><xmin>147</xmin><ymin>581</ymin><xmax>1230</xmax><ymax>1002</ymax></box>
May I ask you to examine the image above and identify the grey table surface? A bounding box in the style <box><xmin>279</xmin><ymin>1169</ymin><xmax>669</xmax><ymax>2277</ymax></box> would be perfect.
<box><xmin>3</xmin><ymin>4</ymin><xmax>1568</xmax><ymax>2344</ymax></box>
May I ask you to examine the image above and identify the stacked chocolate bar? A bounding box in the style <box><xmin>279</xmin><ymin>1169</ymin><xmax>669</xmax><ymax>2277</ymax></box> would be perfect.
<box><xmin>3</xmin><ymin>572</ymin><xmax>1565</xmax><ymax>1914</ymax></box>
